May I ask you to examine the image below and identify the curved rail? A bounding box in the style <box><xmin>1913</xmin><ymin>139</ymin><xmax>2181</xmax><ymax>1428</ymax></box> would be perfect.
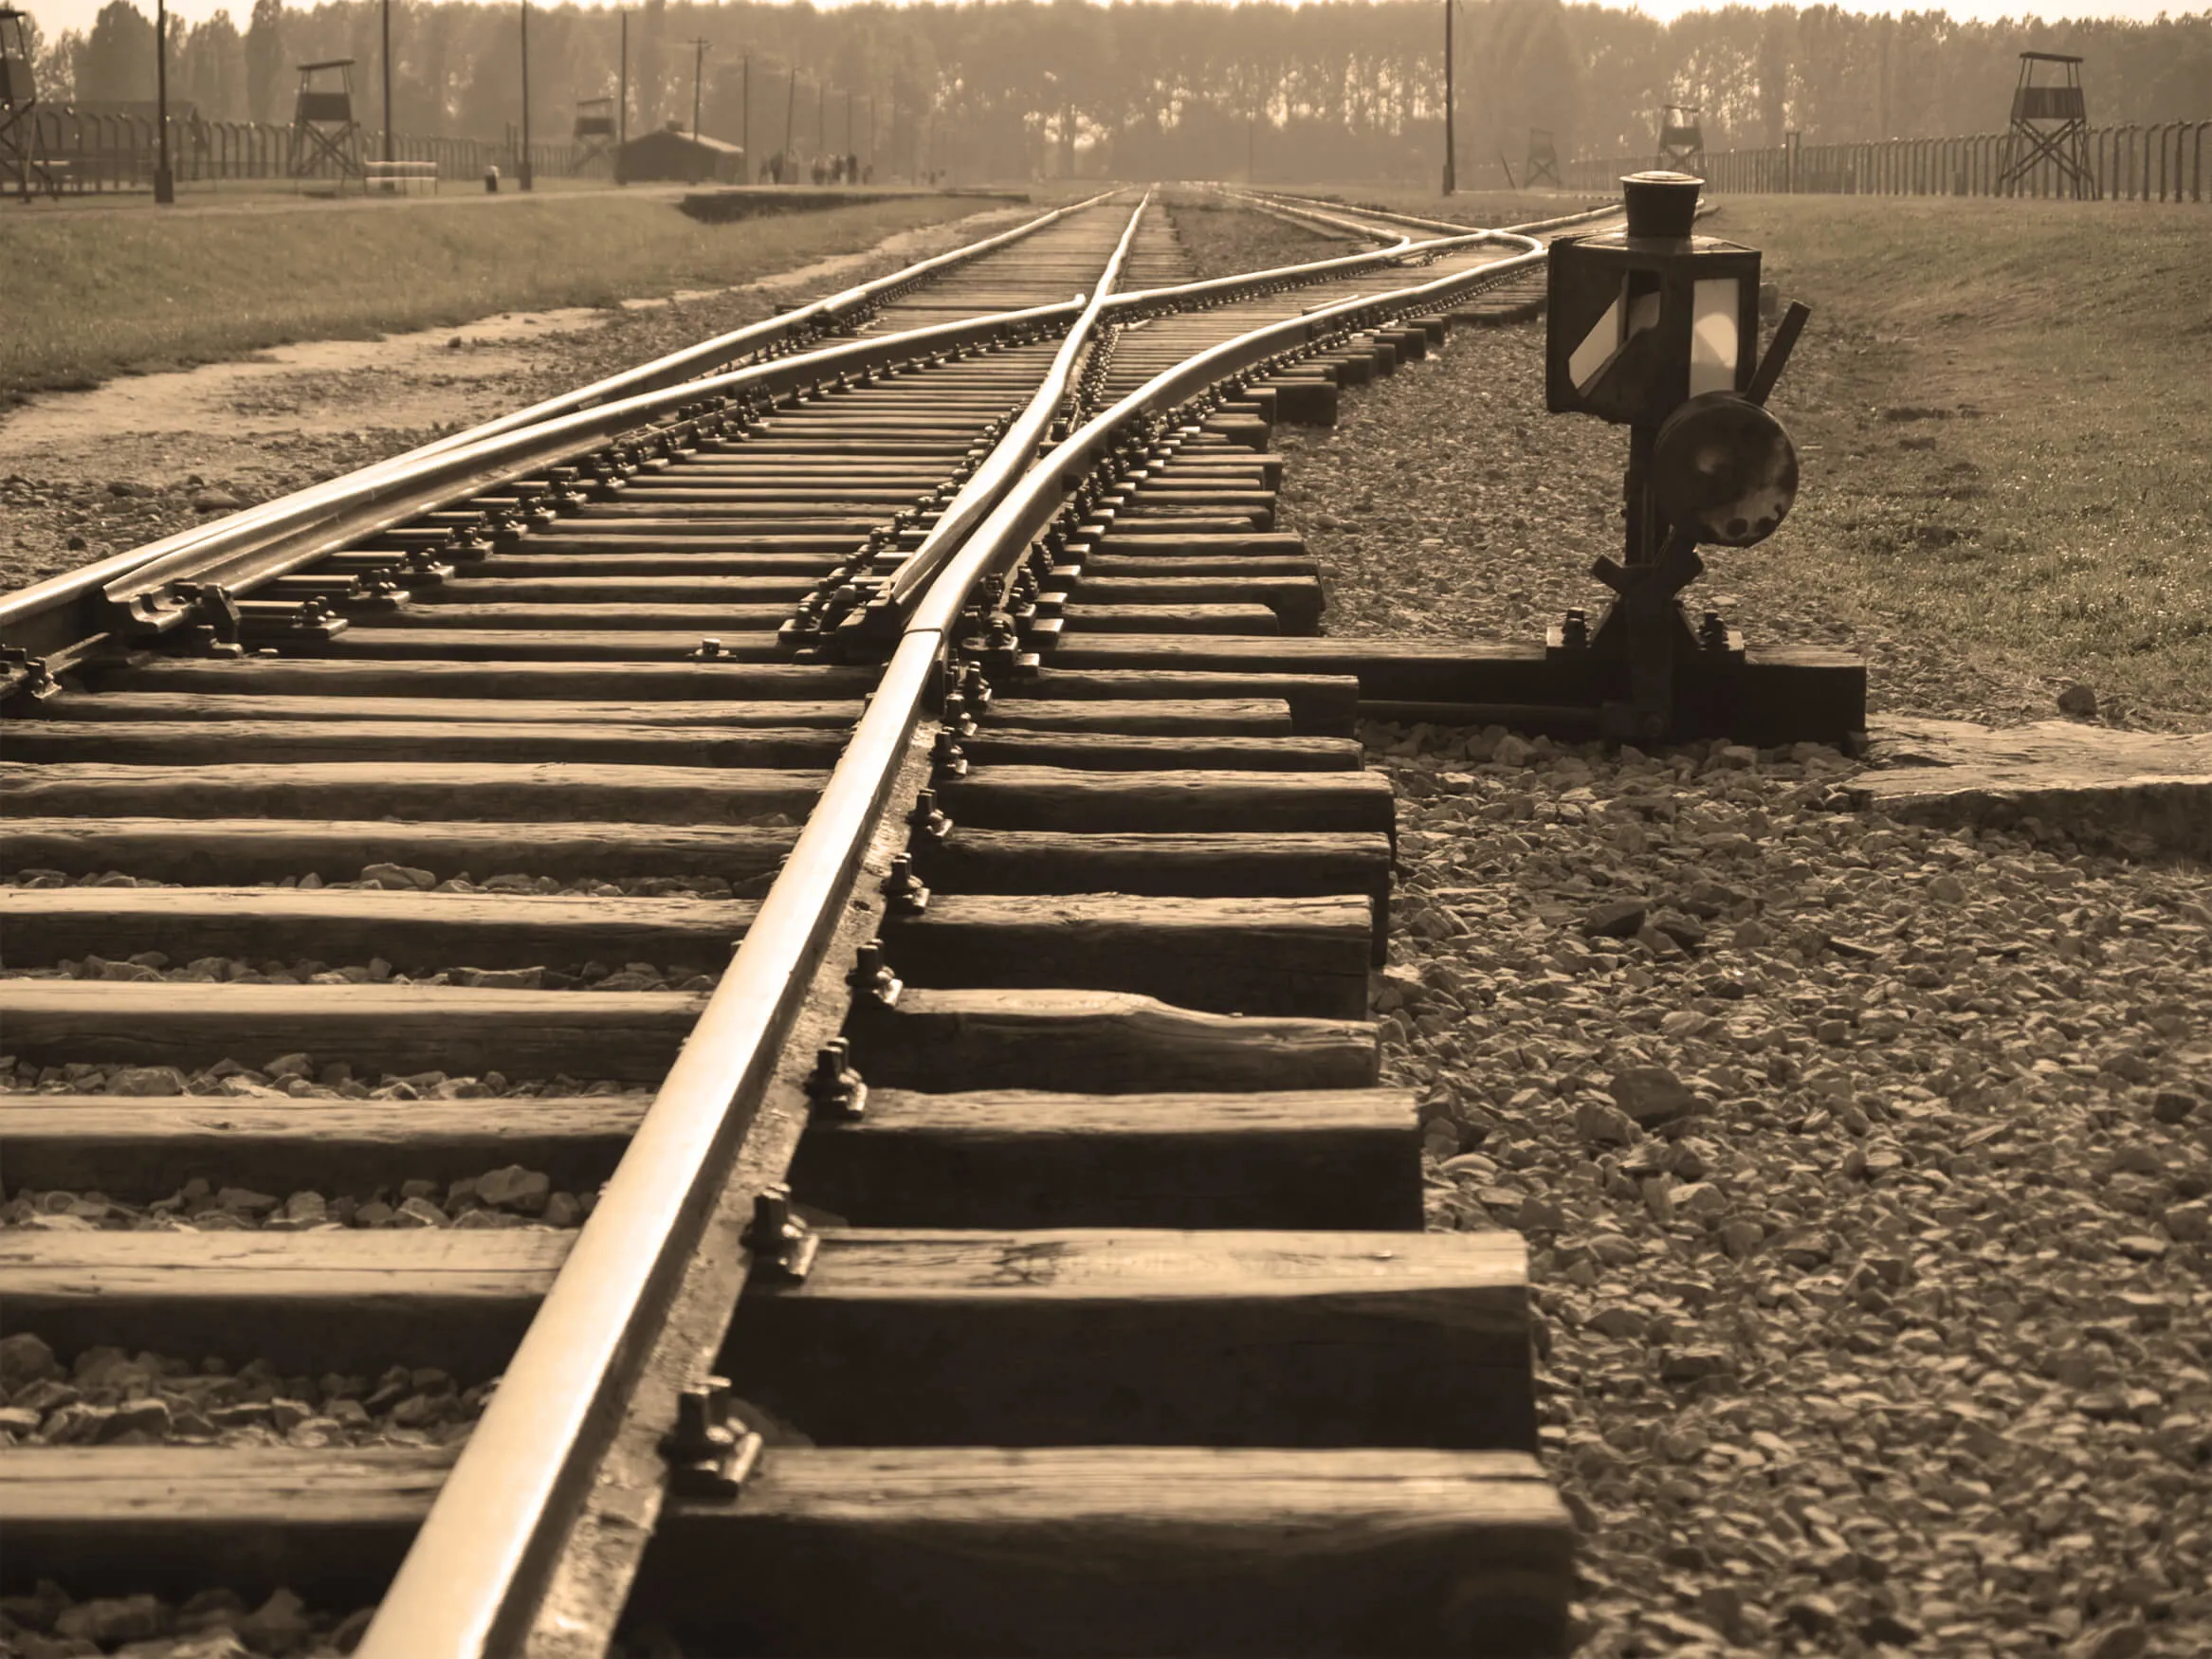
<box><xmin>1236</xmin><ymin>187</ymin><xmax>1621</xmax><ymax>242</ymax></box>
<box><xmin>0</xmin><ymin>191</ymin><xmax>1119</xmax><ymax>639</ymax></box>
<box><xmin>359</xmin><ymin>215</ymin><xmax>1551</xmax><ymax>1659</ymax></box>
<box><xmin>355</xmin><ymin>197</ymin><xmax>1151</xmax><ymax>1659</ymax></box>
<box><xmin>0</xmin><ymin>297</ymin><xmax>1087</xmax><ymax>671</ymax></box>
<box><xmin>0</xmin><ymin>205</ymin><xmax>1576</xmax><ymax>685</ymax></box>
<box><xmin>874</xmin><ymin>195</ymin><xmax>1150</xmax><ymax>620</ymax></box>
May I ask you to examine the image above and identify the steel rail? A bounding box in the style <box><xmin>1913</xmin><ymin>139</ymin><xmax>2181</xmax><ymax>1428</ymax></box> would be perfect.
<box><xmin>0</xmin><ymin>191</ymin><xmax>1120</xmax><ymax>638</ymax></box>
<box><xmin>402</xmin><ymin>190</ymin><xmax>1125</xmax><ymax>461</ymax></box>
<box><xmin>0</xmin><ymin>297</ymin><xmax>1088</xmax><ymax>667</ymax></box>
<box><xmin>1238</xmin><ymin>187</ymin><xmax>1622</xmax><ymax>240</ymax></box>
<box><xmin>362</xmin><ymin>223</ymin><xmax>1552</xmax><ymax>1659</ymax></box>
<box><xmin>355</xmin><ymin>202</ymin><xmax>1149</xmax><ymax>1659</ymax></box>
<box><xmin>0</xmin><ymin>209</ymin><xmax>1558</xmax><ymax>679</ymax></box>
<box><xmin>911</xmin><ymin>237</ymin><xmax>1549</xmax><ymax>640</ymax></box>
<box><xmin>873</xmin><ymin>194</ymin><xmax>1150</xmax><ymax>616</ymax></box>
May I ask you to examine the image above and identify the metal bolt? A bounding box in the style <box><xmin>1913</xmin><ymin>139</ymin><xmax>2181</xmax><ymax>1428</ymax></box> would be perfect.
<box><xmin>883</xmin><ymin>853</ymin><xmax>929</xmax><ymax>916</ymax></box>
<box><xmin>806</xmin><ymin>1039</ymin><xmax>868</xmax><ymax>1118</ymax></box>
<box><xmin>660</xmin><ymin>1375</ymin><xmax>760</xmax><ymax>1501</ymax></box>
<box><xmin>848</xmin><ymin>938</ymin><xmax>902</xmax><ymax>1005</ymax></box>
<box><xmin>744</xmin><ymin>1183</ymin><xmax>819</xmax><ymax>1282</ymax></box>
<box><xmin>908</xmin><ymin>788</ymin><xmax>953</xmax><ymax>841</ymax></box>
<box><xmin>931</xmin><ymin>729</ymin><xmax>969</xmax><ymax>780</ymax></box>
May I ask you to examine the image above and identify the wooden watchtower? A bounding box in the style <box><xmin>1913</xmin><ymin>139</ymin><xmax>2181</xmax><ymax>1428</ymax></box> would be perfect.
<box><xmin>1655</xmin><ymin>103</ymin><xmax>1704</xmax><ymax>173</ymax></box>
<box><xmin>1525</xmin><ymin>126</ymin><xmax>1561</xmax><ymax>189</ymax></box>
<box><xmin>1998</xmin><ymin>52</ymin><xmax>2095</xmax><ymax>199</ymax></box>
<box><xmin>287</xmin><ymin>58</ymin><xmax>363</xmax><ymax>180</ymax></box>
<box><xmin>574</xmin><ymin>96</ymin><xmax>616</xmax><ymax>173</ymax></box>
<box><xmin>1</xmin><ymin>8</ymin><xmax>63</xmax><ymax>200</ymax></box>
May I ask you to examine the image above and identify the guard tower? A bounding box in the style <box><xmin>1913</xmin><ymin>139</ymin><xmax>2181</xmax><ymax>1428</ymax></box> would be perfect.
<box><xmin>1</xmin><ymin>9</ymin><xmax>62</xmax><ymax>200</ymax></box>
<box><xmin>287</xmin><ymin>58</ymin><xmax>363</xmax><ymax>180</ymax></box>
<box><xmin>1999</xmin><ymin>52</ymin><xmax>2095</xmax><ymax>199</ymax></box>
<box><xmin>574</xmin><ymin>96</ymin><xmax>616</xmax><ymax>173</ymax></box>
<box><xmin>1655</xmin><ymin>103</ymin><xmax>1704</xmax><ymax>173</ymax></box>
<box><xmin>1526</xmin><ymin>126</ymin><xmax>1561</xmax><ymax>189</ymax></box>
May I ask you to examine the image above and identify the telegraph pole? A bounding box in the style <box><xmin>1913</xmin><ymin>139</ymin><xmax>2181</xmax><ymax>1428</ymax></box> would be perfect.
<box><xmin>1442</xmin><ymin>0</ymin><xmax>1455</xmax><ymax>195</ymax></box>
<box><xmin>781</xmin><ymin>65</ymin><xmax>795</xmax><ymax>177</ymax></box>
<box><xmin>518</xmin><ymin>0</ymin><xmax>534</xmax><ymax>191</ymax></box>
<box><xmin>153</xmin><ymin>0</ymin><xmax>174</xmax><ymax>202</ymax></box>
<box><xmin>741</xmin><ymin>52</ymin><xmax>750</xmax><ymax>178</ymax></box>
<box><xmin>381</xmin><ymin>0</ymin><xmax>394</xmax><ymax>177</ymax></box>
<box><xmin>688</xmin><ymin>38</ymin><xmax>707</xmax><ymax>142</ymax></box>
<box><xmin>617</xmin><ymin>10</ymin><xmax>629</xmax><ymax>163</ymax></box>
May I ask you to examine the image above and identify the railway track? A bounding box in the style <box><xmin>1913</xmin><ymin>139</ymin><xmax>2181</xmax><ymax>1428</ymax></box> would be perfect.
<box><xmin>1</xmin><ymin>189</ymin><xmax>1614</xmax><ymax>1658</ymax></box>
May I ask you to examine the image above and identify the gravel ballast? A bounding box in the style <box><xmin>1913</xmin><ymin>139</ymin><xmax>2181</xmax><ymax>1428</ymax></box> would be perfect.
<box><xmin>1285</xmin><ymin>322</ymin><xmax>2212</xmax><ymax>1657</ymax></box>
<box><xmin>0</xmin><ymin>1332</ymin><xmax>490</xmax><ymax>1453</ymax></box>
<box><xmin>2</xmin><ymin>1579</ymin><xmax>374</xmax><ymax>1658</ymax></box>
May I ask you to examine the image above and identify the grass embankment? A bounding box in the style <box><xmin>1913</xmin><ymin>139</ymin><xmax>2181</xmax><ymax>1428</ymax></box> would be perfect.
<box><xmin>1288</xmin><ymin>185</ymin><xmax>2212</xmax><ymax>720</ymax></box>
<box><xmin>1722</xmin><ymin>195</ymin><xmax>2212</xmax><ymax>720</ymax></box>
<box><xmin>1</xmin><ymin>191</ymin><xmax>982</xmax><ymax>402</ymax></box>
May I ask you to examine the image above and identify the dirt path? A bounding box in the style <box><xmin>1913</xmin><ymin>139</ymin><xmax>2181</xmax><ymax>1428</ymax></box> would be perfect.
<box><xmin>0</xmin><ymin>207</ymin><xmax>1030</xmax><ymax>593</ymax></box>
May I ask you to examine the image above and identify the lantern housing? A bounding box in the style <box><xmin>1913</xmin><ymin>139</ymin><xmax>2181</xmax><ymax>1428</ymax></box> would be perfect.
<box><xmin>1545</xmin><ymin>172</ymin><xmax>1763</xmax><ymax>428</ymax></box>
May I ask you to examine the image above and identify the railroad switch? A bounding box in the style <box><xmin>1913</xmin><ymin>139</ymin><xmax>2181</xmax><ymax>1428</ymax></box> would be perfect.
<box><xmin>1536</xmin><ymin>172</ymin><xmax>1864</xmax><ymax>744</ymax></box>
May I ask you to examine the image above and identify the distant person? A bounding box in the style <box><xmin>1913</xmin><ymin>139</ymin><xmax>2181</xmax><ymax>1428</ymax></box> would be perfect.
<box><xmin>846</xmin><ymin>153</ymin><xmax>859</xmax><ymax>183</ymax></box>
<box><xmin>863</xmin><ymin>163</ymin><xmax>873</xmax><ymax>185</ymax></box>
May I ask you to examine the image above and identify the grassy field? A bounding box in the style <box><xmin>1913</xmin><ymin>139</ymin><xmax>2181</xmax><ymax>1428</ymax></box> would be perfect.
<box><xmin>1</xmin><ymin>191</ymin><xmax>990</xmax><ymax>402</ymax></box>
<box><xmin>1715</xmin><ymin>194</ymin><xmax>2212</xmax><ymax>720</ymax></box>
<box><xmin>1281</xmin><ymin>183</ymin><xmax>2212</xmax><ymax>720</ymax></box>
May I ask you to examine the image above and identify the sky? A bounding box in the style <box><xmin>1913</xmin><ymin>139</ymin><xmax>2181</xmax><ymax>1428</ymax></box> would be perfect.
<box><xmin>24</xmin><ymin>0</ymin><xmax>2193</xmax><ymax>50</ymax></box>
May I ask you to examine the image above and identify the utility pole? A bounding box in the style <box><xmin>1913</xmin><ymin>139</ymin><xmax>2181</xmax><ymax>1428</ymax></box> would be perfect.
<box><xmin>518</xmin><ymin>0</ymin><xmax>533</xmax><ymax>191</ymax></box>
<box><xmin>615</xmin><ymin>11</ymin><xmax>628</xmax><ymax>183</ymax></box>
<box><xmin>688</xmin><ymin>38</ymin><xmax>706</xmax><ymax>142</ymax></box>
<box><xmin>381</xmin><ymin>0</ymin><xmax>394</xmax><ymax>179</ymax></box>
<box><xmin>781</xmin><ymin>65</ymin><xmax>795</xmax><ymax>177</ymax></box>
<box><xmin>846</xmin><ymin>88</ymin><xmax>852</xmax><ymax>157</ymax></box>
<box><xmin>1442</xmin><ymin>0</ymin><xmax>1455</xmax><ymax>195</ymax></box>
<box><xmin>817</xmin><ymin>82</ymin><xmax>824</xmax><ymax>157</ymax></box>
<box><xmin>153</xmin><ymin>0</ymin><xmax>174</xmax><ymax>202</ymax></box>
<box><xmin>741</xmin><ymin>52</ymin><xmax>750</xmax><ymax>177</ymax></box>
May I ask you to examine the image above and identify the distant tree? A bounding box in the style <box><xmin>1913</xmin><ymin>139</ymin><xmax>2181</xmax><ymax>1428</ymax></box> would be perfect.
<box><xmin>180</xmin><ymin>9</ymin><xmax>248</xmax><ymax>121</ymax></box>
<box><xmin>1755</xmin><ymin>5</ymin><xmax>1790</xmax><ymax>144</ymax></box>
<box><xmin>73</xmin><ymin>0</ymin><xmax>155</xmax><ymax>104</ymax></box>
<box><xmin>244</xmin><ymin>0</ymin><xmax>283</xmax><ymax>122</ymax></box>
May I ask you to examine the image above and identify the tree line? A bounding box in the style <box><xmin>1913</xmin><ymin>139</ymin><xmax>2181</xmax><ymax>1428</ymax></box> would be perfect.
<box><xmin>21</xmin><ymin>0</ymin><xmax>2212</xmax><ymax>182</ymax></box>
